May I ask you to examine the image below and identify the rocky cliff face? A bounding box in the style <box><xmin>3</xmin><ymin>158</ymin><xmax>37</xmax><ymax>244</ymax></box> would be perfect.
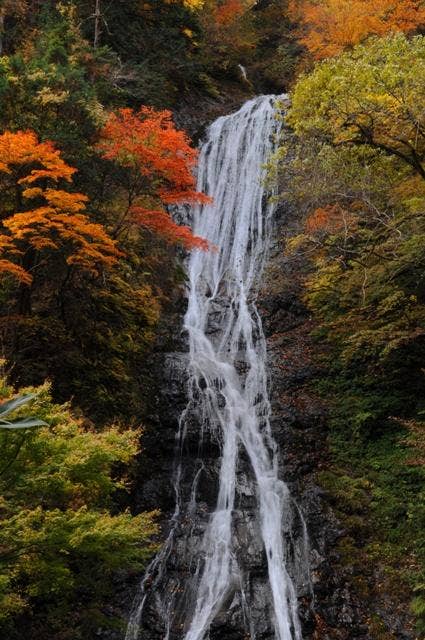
<box><xmin>121</xmin><ymin>96</ymin><xmax>415</xmax><ymax>637</ymax></box>
<box><xmin>260</xmin><ymin>206</ymin><xmax>369</xmax><ymax>640</ymax></box>
<box><xmin>125</xmin><ymin>201</ymin><xmax>346</xmax><ymax>639</ymax></box>
<box><xmin>126</xmin><ymin>201</ymin><xmax>416</xmax><ymax>640</ymax></box>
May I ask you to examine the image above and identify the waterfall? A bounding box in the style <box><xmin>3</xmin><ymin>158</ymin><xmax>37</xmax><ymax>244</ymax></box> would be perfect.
<box><xmin>126</xmin><ymin>95</ymin><xmax>307</xmax><ymax>640</ymax></box>
<box><xmin>238</xmin><ymin>64</ymin><xmax>249</xmax><ymax>83</ymax></box>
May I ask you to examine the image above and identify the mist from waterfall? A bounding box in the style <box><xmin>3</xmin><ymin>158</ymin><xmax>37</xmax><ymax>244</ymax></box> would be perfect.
<box><xmin>126</xmin><ymin>95</ymin><xmax>305</xmax><ymax>640</ymax></box>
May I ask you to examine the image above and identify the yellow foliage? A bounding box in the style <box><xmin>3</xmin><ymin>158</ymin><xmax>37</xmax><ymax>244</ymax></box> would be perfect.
<box><xmin>182</xmin><ymin>0</ymin><xmax>205</xmax><ymax>9</ymax></box>
<box><xmin>165</xmin><ymin>0</ymin><xmax>204</xmax><ymax>9</ymax></box>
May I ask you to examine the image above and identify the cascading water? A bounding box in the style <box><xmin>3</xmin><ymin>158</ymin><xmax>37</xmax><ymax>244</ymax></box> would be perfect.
<box><xmin>126</xmin><ymin>95</ymin><xmax>310</xmax><ymax>640</ymax></box>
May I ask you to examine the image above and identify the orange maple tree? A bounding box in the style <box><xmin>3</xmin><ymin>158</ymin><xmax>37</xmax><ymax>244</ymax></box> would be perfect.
<box><xmin>97</xmin><ymin>107</ymin><xmax>211</xmax><ymax>250</ymax></box>
<box><xmin>289</xmin><ymin>0</ymin><xmax>425</xmax><ymax>59</ymax></box>
<box><xmin>214</xmin><ymin>0</ymin><xmax>245</xmax><ymax>26</ymax></box>
<box><xmin>0</xmin><ymin>131</ymin><xmax>119</xmax><ymax>286</ymax></box>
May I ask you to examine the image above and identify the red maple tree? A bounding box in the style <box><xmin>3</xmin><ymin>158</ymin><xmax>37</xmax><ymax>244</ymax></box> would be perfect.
<box><xmin>97</xmin><ymin>107</ymin><xmax>211</xmax><ymax>250</ymax></box>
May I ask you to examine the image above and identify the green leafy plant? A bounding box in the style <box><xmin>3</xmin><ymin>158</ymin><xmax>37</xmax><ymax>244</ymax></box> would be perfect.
<box><xmin>275</xmin><ymin>32</ymin><xmax>425</xmax><ymax>635</ymax></box>
<box><xmin>0</xmin><ymin>380</ymin><xmax>158</xmax><ymax>639</ymax></box>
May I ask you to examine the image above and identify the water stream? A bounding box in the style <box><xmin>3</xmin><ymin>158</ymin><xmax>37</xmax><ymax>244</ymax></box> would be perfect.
<box><xmin>126</xmin><ymin>95</ymin><xmax>307</xmax><ymax>640</ymax></box>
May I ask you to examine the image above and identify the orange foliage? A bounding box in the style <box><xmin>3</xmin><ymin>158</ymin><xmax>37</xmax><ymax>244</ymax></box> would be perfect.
<box><xmin>289</xmin><ymin>0</ymin><xmax>425</xmax><ymax>59</ymax></box>
<box><xmin>305</xmin><ymin>204</ymin><xmax>355</xmax><ymax>235</ymax></box>
<box><xmin>98</xmin><ymin>107</ymin><xmax>211</xmax><ymax>250</ymax></box>
<box><xmin>0</xmin><ymin>131</ymin><xmax>75</xmax><ymax>183</ymax></box>
<box><xmin>131</xmin><ymin>207</ymin><xmax>209</xmax><ymax>251</ymax></box>
<box><xmin>0</xmin><ymin>131</ymin><xmax>119</xmax><ymax>284</ymax></box>
<box><xmin>215</xmin><ymin>0</ymin><xmax>245</xmax><ymax>26</ymax></box>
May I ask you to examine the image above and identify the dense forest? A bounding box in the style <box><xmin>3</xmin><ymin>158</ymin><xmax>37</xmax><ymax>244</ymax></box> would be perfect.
<box><xmin>0</xmin><ymin>1</ymin><xmax>424</xmax><ymax>639</ymax></box>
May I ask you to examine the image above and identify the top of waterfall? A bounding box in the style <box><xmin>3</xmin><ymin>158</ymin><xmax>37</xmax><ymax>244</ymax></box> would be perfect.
<box><xmin>206</xmin><ymin>94</ymin><xmax>290</xmax><ymax>133</ymax></box>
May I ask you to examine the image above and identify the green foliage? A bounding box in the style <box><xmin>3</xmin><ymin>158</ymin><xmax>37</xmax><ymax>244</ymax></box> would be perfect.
<box><xmin>251</xmin><ymin>0</ymin><xmax>301</xmax><ymax>91</ymax></box>
<box><xmin>77</xmin><ymin>0</ymin><xmax>204</xmax><ymax>108</ymax></box>
<box><xmin>6</xmin><ymin>264</ymin><xmax>163</xmax><ymax>422</ymax></box>
<box><xmin>279</xmin><ymin>32</ymin><xmax>425</xmax><ymax>634</ymax></box>
<box><xmin>318</xmin><ymin>471</ymin><xmax>371</xmax><ymax>514</ymax></box>
<box><xmin>287</xmin><ymin>33</ymin><xmax>425</xmax><ymax>178</ymax></box>
<box><xmin>412</xmin><ymin>583</ymin><xmax>425</xmax><ymax>635</ymax></box>
<box><xmin>0</xmin><ymin>6</ymin><xmax>104</xmax><ymax>168</ymax></box>
<box><xmin>0</xmin><ymin>380</ymin><xmax>158</xmax><ymax>639</ymax></box>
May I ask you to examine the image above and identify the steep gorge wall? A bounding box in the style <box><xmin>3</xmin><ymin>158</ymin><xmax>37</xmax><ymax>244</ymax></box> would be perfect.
<box><xmin>262</xmin><ymin>205</ymin><xmax>417</xmax><ymax>640</ymax></box>
<box><xmin>121</xmin><ymin>111</ymin><xmax>415</xmax><ymax>640</ymax></box>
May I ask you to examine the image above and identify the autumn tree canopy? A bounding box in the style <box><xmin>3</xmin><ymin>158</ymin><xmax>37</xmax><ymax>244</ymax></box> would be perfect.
<box><xmin>0</xmin><ymin>130</ymin><xmax>119</xmax><ymax>288</ymax></box>
<box><xmin>97</xmin><ymin>107</ymin><xmax>211</xmax><ymax>250</ymax></box>
<box><xmin>290</xmin><ymin>0</ymin><xmax>425</xmax><ymax>59</ymax></box>
<box><xmin>287</xmin><ymin>34</ymin><xmax>425</xmax><ymax>179</ymax></box>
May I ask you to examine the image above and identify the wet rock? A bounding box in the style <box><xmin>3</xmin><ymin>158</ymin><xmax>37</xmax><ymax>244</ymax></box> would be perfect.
<box><xmin>109</xmin><ymin>143</ymin><xmax>414</xmax><ymax>640</ymax></box>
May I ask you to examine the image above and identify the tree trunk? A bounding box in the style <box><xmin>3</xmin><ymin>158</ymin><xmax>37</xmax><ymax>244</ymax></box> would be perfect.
<box><xmin>17</xmin><ymin>248</ymin><xmax>36</xmax><ymax>316</ymax></box>
<box><xmin>94</xmin><ymin>0</ymin><xmax>101</xmax><ymax>48</ymax></box>
<box><xmin>0</xmin><ymin>13</ymin><xmax>5</xmax><ymax>56</ymax></box>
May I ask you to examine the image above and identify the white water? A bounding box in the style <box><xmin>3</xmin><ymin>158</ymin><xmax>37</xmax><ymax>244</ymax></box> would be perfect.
<box><xmin>126</xmin><ymin>95</ymin><xmax>304</xmax><ymax>640</ymax></box>
<box><xmin>238</xmin><ymin>63</ymin><xmax>249</xmax><ymax>83</ymax></box>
